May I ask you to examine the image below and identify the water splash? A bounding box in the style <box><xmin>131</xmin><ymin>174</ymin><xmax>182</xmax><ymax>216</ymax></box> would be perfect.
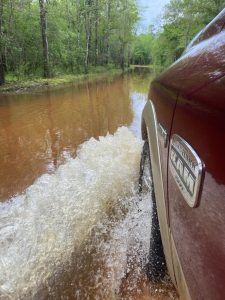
<box><xmin>0</xmin><ymin>127</ymin><xmax>151</xmax><ymax>299</ymax></box>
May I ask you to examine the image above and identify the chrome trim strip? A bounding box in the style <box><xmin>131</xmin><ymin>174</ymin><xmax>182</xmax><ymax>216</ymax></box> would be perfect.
<box><xmin>142</xmin><ymin>100</ymin><xmax>175</xmax><ymax>284</ymax></box>
<box><xmin>169</xmin><ymin>134</ymin><xmax>204</xmax><ymax>208</ymax></box>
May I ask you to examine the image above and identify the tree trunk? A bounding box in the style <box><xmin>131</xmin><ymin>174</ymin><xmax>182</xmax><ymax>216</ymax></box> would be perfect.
<box><xmin>65</xmin><ymin>0</ymin><xmax>74</xmax><ymax>72</ymax></box>
<box><xmin>0</xmin><ymin>0</ymin><xmax>5</xmax><ymax>85</ymax></box>
<box><xmin>84</xmin><ymin>0</ymin><xmax>92</xmax><ymax>72</ymax></box>
<box><xmin>39</xmin><ymin>0</ymin><xmax>50</xmax><ymax>78</ymax></box>
<box><xmin>85</xmin><ymin>24</ymin><xmax>91</xmax><ymax>71</ymax></box>
<box><xmin>120</xmin><ymin>44</ymin><xmax>125</xmax><ymax>71</ymax></box>
<box><xmin>106</xmin><ymin>0</ymin><xmax>111</xmax><ymax>64</ymax></box>
<box><xmin>94</xmin><ymin>0</ymin><xmax>99</xmax><ymax>65</ymax></box>
<box><xmin>76</xmin><ymin>0</ymin><xmax>80</xmax><ymax>48</ymax></box>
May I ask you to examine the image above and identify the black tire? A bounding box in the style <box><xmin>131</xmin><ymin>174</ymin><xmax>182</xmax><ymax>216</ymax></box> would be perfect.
<box><xmin>139</xmin><ymin>141</ymin><xmax>167</xmax><ymax>281</ymax></box>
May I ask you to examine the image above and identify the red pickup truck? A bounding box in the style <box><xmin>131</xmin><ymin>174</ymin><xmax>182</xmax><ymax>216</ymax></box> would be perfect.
<box><xmin>140</xmin><ymin>8</ymin><xmax>225</xmax><ymax>300</ymax></box>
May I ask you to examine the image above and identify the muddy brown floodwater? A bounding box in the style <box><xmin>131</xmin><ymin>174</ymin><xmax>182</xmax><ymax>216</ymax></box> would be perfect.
<box><xmin>0</xmin><ymin>75</ymin><xmax>135</xmax><ymax>201</ymax></box>
<box><xmin>0</xmin><ymin>71</ymin><xmax>178</xmax><ymax>300</ymax></box>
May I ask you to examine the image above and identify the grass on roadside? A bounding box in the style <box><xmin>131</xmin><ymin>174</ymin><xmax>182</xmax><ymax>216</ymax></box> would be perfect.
<box><xmin>0</xmin><ymin>67</ymin><xmax>123</xmax><ymax>94</ymax></box>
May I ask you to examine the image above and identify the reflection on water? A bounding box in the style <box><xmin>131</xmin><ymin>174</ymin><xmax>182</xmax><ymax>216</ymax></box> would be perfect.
<box><xmin>129</xmin><ymin>69</ymin><xmax>151</xmax><ymax>94</ymax></box>
<box><xmin>0</xmin><ymin>73</ymin><xmax>151</xmax><ymax>202</ymax></box>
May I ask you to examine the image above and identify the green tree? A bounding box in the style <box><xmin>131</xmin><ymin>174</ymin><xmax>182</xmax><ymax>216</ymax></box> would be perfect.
<box><xmin>151</xmin><ymin>0</ymin><xmax>225</xmax><ymax>70</ymax></box>
<box><xmin>0</xmin><ymin>0</ymin><xmax>5</xmax><ymax>84</ymax></box>
<box><xmin>0</xmin><ymin>0</ymin><xmax>138</xmax><ymax>85</ymax></box>
<box><xmin>39</xmin><ymin>0</ymin><xmax>50</xmax><ymax>78</ymax></box>
<box><xmin>131</xmin><ymin>33</ymin><xmax>154</xmax><ymax>65</ymax></box>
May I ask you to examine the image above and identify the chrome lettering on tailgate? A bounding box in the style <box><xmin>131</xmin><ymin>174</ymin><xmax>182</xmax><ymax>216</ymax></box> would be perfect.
<box><xmin>169</xmin><ymin>135</ymin><xmax>204</xmax><ymax>208</ymax></box>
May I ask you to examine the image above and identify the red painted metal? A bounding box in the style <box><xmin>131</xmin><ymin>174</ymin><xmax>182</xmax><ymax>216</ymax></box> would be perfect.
<box><xmin>149</xmin><ymin>9</ymin><xmax>225</xmax><ymax>300</ymax></box>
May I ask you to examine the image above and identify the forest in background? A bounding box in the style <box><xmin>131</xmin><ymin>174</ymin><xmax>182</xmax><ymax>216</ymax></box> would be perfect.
<box><xmin>132</xmin><ymin>0</ymin><xmax>225</xmax><ymax>71</ymax></box>
<box><xmin>0</xmin><ymin>0</ymin><xmax>225</xmax><ymax>86</ymax></box>
<box><xmin>0</xmin><ymin>0</ymin><xmax>138</xmax><ymax>85</ymax></box>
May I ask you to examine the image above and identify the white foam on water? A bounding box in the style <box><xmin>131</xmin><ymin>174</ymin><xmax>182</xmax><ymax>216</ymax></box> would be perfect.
<box><xmin>99</xmin><ymin>191</ymin><xmax>152</xmax><ymax>297</ymax></box>
<box><xmin>0</xmin><ymin>127</ymin><xmax>152</xmax><ymax>299</ymax></box>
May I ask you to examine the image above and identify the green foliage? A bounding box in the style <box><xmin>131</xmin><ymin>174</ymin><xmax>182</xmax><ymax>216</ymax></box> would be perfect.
<box><xmin>0</xmin><ymin>0</ymin><xmax>138</xmax><ymax>82</ymax></box>
<box><xmin>157</xmin><ymin>0</ymin><xmax>225</xmax><ymax>69</ymax></box>
<box><xmin>131</xmin><ymin>34</ymin><xmax>154</xmax><ymax>65</ymax></box>
<box><xmin>131</xmin><ymin>0</ymin><xmax>225</xmax><ymax>71</ymax></box>
<box><xmin>2</xmin><ymin>0</ymin><xmax>224</xmax><ymax>82</ymax></box>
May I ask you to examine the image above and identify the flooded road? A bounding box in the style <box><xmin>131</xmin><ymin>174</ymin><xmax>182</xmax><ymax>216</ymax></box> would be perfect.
<box><xmin>0</xmin><ymin>72</ymin><xmax>152</xmax><ymax>202</ymax></box>
<box><xmin>0</xmin><ymin>75</ymin><xmax>135</xmax><ymax>202</ymax></box>
<box><xmin>0</xmin><ymin>71</ymin><xmax>178</xmax><ymax>299</ymax></box>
